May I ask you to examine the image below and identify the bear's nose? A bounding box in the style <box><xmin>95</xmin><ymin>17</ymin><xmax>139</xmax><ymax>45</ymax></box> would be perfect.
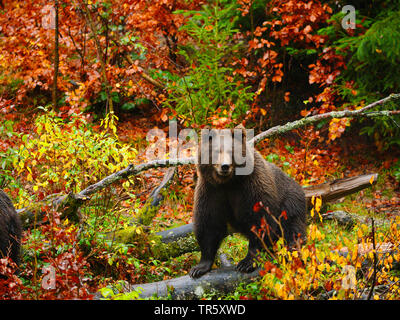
<box><xmin>221</xmin><ymin>164</ymin><xmax>230</xmax><ymax>172</ymax></box>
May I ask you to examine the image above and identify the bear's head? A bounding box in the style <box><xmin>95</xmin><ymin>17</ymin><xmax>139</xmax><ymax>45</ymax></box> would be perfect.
<box><xmin>197</xmin><ymin>125</ymin><xmax>254</xmax><ymax>185</ymax></box>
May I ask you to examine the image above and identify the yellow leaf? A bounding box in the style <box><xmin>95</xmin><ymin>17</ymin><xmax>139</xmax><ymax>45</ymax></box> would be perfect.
<box><xmin>314</xmin><ymin>196</ymin><xmax>322</xmax><ymax>213</ymax></box>
<box><xmin>369</xmin><ymin>175</ymin><xmax>375</xmax><ymax>185</ymax></box>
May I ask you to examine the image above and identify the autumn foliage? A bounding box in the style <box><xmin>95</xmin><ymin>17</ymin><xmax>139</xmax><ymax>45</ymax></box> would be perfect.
<box><xmin>0</xmin><ymin>0</ymin><xmax>399</xmax><ymax>300</ymax></box>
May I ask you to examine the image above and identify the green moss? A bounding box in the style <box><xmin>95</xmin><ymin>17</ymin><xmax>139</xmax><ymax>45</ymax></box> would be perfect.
<box><xmin>150</xmin><ymin>233</ymin><xmax>199</xmax><ymax>260</ymax></box>
<box><xmin>138</xmin><ymin>201</ymin><xmax>159</xmax><ymax>226</ymax></box>
<box><xmin>111</xmin><ymin>226</ymin><xmax>141</xmax><ymax>244</ymax></box>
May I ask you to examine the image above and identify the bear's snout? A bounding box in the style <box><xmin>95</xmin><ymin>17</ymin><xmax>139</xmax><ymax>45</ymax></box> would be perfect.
<box><xmin>221</xmin><ymin>164</ymin><xmax>230</xmax><ymax>172</ymax></box>
<box><xmin>214</xmin><ymin>163</ymin><xmax>234</xmax><ymax>177</ymax></box>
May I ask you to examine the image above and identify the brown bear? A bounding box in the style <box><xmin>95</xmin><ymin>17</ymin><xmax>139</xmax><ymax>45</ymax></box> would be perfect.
<box><xmin>0</xmin><ymin>189</ymin><xmax>22</xmax><ymax>267</ymax></box>
<box><xmin>189</xmin><ymin>127</ymin><xmax>306</xmax><ymax>278</ymax></box>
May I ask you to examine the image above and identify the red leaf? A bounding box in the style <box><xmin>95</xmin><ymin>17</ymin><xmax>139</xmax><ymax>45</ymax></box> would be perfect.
<box><xmin>253</xmin><ymin>201</ymin><xmax>263</xmax><ymax>213</ymax></box>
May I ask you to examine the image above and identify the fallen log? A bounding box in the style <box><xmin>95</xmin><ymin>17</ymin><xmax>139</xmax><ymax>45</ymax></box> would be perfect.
<box><xmin>249</xmin><ymin>93</ymin><xmax>400</xmax><ymax>145</ymax></box>
<box><xmin>108</xmin><ymin>223</ymin><xmax>200</xmax><ymax>261</ymax></box>
<box><xmin>18</xmin><ymin>166</ymin><xmax>177</xmax><ymax>229</ymax></box>
<box><xmin>16</xmin><ymin>192</ymin><xmax>88</xmax><ymax>228</ymax></box>
<box><xmin>95</xmin><ymin>266</ymin><xmax>261</xmax><ymax>300</ymax></box>
<box><xmin>17</xmin><ymin>158</ymin><xmax>193</xmax><ymax>229</ymax></box>
<box><xmin>304</xmin><ymin>173</ymin><xmax>378</xmax><ymax>207</ymax></box>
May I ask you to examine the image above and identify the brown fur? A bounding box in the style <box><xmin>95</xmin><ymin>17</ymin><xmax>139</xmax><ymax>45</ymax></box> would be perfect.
<box><xmin>0</xmin><ymin>189</ymin><xmax>22</xmax><ymax>267</ymax></box>
<box><xmin>189</xmin><ymin>127</ymin><xmax>306</xmax><ymax>278</ymax></box>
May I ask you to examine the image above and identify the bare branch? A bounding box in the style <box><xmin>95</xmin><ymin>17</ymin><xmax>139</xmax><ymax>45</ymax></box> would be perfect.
<box><xmin>250</xmin><ymin>93</ymin><xmax>400</xmax><ymax>145</ymax></box>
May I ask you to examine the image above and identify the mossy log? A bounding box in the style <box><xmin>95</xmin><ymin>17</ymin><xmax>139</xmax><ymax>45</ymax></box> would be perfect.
<box><xmin>108</xmin><ymin>223</ymin><xmax>200</xmax><ymax>260</ymax></box>
<box><xmin>150</xmin><ymin>230</ymin><xmax>199</xmax><ymax>260</ymax></box>
<box><xmin>95</xmin><ymin>266</ymin><xmax>261</xmax><ymax>300</ymax></box>
<box><xmin>17</xmin><ymin>192</ymin><xmax>87</xmax><ymax>228</ymax></box>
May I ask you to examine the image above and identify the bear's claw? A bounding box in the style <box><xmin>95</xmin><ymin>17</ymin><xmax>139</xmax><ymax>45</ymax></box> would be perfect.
<box><xmin>236</xmin><ymin>258</ymin><xmax>256</xmax><ymax>273</ymax></box>
<box><xmin>189</xmin><ymin>261</ymin><xmax>212</xmax><ymax>278</ymax></box>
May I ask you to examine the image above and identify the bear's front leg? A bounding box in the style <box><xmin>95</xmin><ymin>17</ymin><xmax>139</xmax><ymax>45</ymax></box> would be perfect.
<box><xmin>189</xmin><ymin>226</ymin><xmax>227</xmax><ymax>278</ymax></box>
<box><xmin>190</xmin><ymin>181</ymin><xmax>229</xmax><ymax>278</ymax></box>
